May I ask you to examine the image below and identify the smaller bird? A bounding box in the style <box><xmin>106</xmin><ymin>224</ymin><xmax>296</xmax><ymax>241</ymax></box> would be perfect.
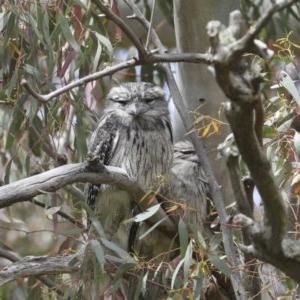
<box><xmin>130</xmin><ymin>140</ymin><xmax>210</xmax><ymax>260</ymax></box>
<box><xmin>164</xmin><ymin>140</ymin><xmax>210</xmax><ymax>234</ymax></box>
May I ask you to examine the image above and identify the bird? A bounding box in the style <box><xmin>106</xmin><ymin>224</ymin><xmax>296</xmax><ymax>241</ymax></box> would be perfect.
<box><xmin>126</xmin><ymin>140</ymin><xmax>210</xmax><ymax>300</ymax></box>
<box><xmin>167</xmin><ymin>140</ymin><xmax>210</xmax><ymax>233</ymax></box>
<box><xmin>130</xmin><ymin>140</ymin><xmax>210</xmax><ymax>260</ymax></box>
<box><xmin>86</xmin><ymin>82</ymin><xmax>173</xmax><ymax>250</ymax></box>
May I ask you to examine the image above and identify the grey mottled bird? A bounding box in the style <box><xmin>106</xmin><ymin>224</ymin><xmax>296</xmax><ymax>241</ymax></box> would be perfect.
<box><xmin>86</xmin><ymin>82</ymin><xmax>173</xmax><ymax>249</ymax></box>
<box><xmin>127</xmin><ymin>140</ymin><xmax>210</xmax><ymax>300</ymax></box>
<box><xmin>131</xmin><ymin>140</ymin><xmax>210</xmax><ymax>260</ymax></box>
<box><xmin>169</xmin><ymin>140</ymin><xmax>209</xmax><ymax>232</ymax></box>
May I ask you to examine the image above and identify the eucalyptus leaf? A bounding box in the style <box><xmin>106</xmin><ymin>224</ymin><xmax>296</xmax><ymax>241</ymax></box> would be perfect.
<box><xmin>100</xmin><ymin>238</ymin><xmax>135</xmax><ymax>262</ymax></box>
<box><xmin>279</xmin><ymin>71</ymin><xmax>300</xmax><ymax>107</ymax></box>
<box><xmin>125</xmin><ymin>203</ymin><xmax>161</xmax><ymax>223</ymax></box>
<box><xmin>171</xmin><ymin>258</ymin><xmax>185</xmax><ymax>290</ymax></box>
<box><xmin>178</xmin><ymin>219</ymin><xmax>189</xmax><ymax>258</ymax></box>
<box><xmin>208</xmin><ymin>255</ymin><xmax>231</xmax><ymax>277</ymax></box>
<box><xmin>58</xmin><ymin>10</ymin><xmax>82</xmax><ymax>54</ymax></box>
<box><xmin>111</xmin><ymin>262</ymin><xmax>136</xmax><ymax>294</ymax></box>
<box><xmin>90</xmin><ymin>239</ymin><xmax>105</xmax><ymax>270</ymax></box>
<box><xmin>45</xmin><ymin>206</ymin><xmax>62</xmax><ymax>216</ymax></box>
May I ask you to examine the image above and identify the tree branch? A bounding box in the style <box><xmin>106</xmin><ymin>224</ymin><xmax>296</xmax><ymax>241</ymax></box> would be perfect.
<box><xmin>92</xmin><ymin>0</ymin><xmax>148</xmax><ymax>60</ymax></box>
<box><xmin>0</xmin><ymin>162</ymin><xmax>176</xmax><ymax>235</ymax></box>
<box><xmin>0</xmin><ymin>249</ymin><xmax>65</xmax><ymax>295</ymax></box>
<box><xmin>21</xmin><ymin>53</ymin><xmax>212</xmax><ymax>103</ymax></box>
<box><xmin>0</xmin><ymin>254</ymin><xmax>80</xmax><ymax>287</ymax></box>
<box><xmin>207</xmin><ymin>1</ymin><xmax>300</xmax><ymax>283</ymax></box>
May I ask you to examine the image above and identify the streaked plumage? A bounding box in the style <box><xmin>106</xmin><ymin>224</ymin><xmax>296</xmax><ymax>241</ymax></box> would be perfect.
<box><xmin>169</xmin><ymin>140</ymin><xmax>209</xmax><ymax>232</ymax></box>
<box><xmin>131</xmin><ymin>140</ymin><xmax>210</xmax><ymax>260</ymax></box>
<box><xmin>86</xmin><ymin>82</ymin><xmax>173</xmax><ymax>249</ymax></box>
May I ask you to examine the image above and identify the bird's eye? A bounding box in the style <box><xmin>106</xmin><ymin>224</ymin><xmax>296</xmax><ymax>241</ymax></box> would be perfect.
<box><xmin>109</xmin><ymin>97</ymin><xmax>129</xmax><ymax>105</ymax></box>
<box><xmin>143</xmin><ymin>98</ymin><xmax>155</xmax><ymax>103</ymax></box>
<box><xmin>115</xmin><ymin>100</ymin><xmax>128</xmax><ymax>105</ymax></box>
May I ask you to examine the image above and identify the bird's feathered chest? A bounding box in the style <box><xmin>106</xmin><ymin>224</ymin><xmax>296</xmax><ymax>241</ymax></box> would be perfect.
<box><xmin>88</xmin><ymin>112</ymin><xmax>173</xmax><ymax>189</ymax></box>
<box><xmin>110</xmin><ymin>116</ymin><xmax>173</xmax><ymax>188</ymax></box>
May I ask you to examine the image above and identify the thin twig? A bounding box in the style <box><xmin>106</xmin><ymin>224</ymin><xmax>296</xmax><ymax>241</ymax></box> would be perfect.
<box><xmin>22</xmin><ymin>59</ymin><xmax>138</xmax><ymax>102</ymax></box>
<box><xmin>30</xmin><ymin>198</ymin><xmax>85</xmax><ymax>229</ymax></box>
<box><xmin>145</xmin><ymin>0</ymin><xmax>156</xmax><ymax>49</ymax></box>
<box><xmin>22</xmin><ymin>53</ymin><xmax>212</xmax><ymax>103</ymax></box>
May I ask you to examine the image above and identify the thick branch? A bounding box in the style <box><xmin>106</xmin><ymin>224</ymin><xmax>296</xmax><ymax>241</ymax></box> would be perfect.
<box><xmin>207</xmin><ymin>0</ymin><xmax>300</xmax><ymax>284</ymax></box>
<box><xmin>225</xmin><ymin>103</ymin><xmax>286</xmax><ymax>246</ymax></box>
<box><xmin>0</xmin><ymin>162</ymin><xmax>176</xmax><ymax>234</ymax></box>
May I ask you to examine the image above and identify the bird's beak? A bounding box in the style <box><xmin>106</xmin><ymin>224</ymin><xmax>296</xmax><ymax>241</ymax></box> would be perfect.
<box><xmin>128</xmin><ymin>103</ymin><xmax>148</xmax><ymax>115</ymax></box>
<box><xmin>188</xmin><ymin>155</ymin><xmax>199</xmax><ymax>163</ymax></box>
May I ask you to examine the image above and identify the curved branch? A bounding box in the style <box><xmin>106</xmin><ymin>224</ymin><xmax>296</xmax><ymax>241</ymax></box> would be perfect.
<box><xmin>0</xmin><ymin>254</ymin><xmax>80</xmax><ymax>287</ymax></box>
<box><xmin>207</xmin><ymin>0</ymin><xmax>300</xmax><ymax>284</ymax></box>
<box><xmin>241</xmin><ymin>0</ymin><xmax>298</xmax><ymax>46</ymax></box>
<box><xmin>0</xmin><ymin>162</ymin><xmax>176</xmax><ymax>234</ymax></box>
<box><xmin>22</xmin><ymin>53</ymin><xmax>212</xmax><ymax>103</ymax></box>
<box><xmin>21</xmin><ymin>59</ymin><xmax>138</xmax><ymax>102</ymax></box>
<box><xmin>0</xmin><ymin>249</ymin><xmax>65</xmax><ymax>295</ymax></box>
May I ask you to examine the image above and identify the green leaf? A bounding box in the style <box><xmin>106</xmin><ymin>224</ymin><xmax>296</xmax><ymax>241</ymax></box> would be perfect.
<box><xmin>46</xmin><ymin>206</ymin><xmax>62</xmax><ymax>216</ymax></box>
<box><xmin>4</xmin><ymin>159</ymin><xmax>13</xmax><ymax>185</ymax></box>
<box><xmin>196</xmin><ymin>231</ymin><xmax>207</xmax><ymax>250</ymax></box>
<box><xmin>138</xmin><ymin>217</ymin><xmax>167</xmax><ymax>240</ymax></box>
<box><xmin>171</xmin><ymin>257</ymin><xmax>185</xmax><ymax>289</ymax></box>
<box><xmin>25</xmin><ymin>154</ymin><xmax>30</xmax><ymax>177</ymax></box>
<box><xmin>41</xmin><ymin>11</ymin><xmax>54</xmax><ymax>68</ymax></box>
<box><xmin>192</xmin><ymin>264</ymin><xmax>203</xmax><ymax>299</ymax></box>
<box><xmin>90</xmin><ymin>239</ymin><xmax>105</xmax><ymax>270</ymax></box>
<box><xmin>0</xmin><ymin>11</ymin><xmax>10</xmax><ymax>32</ymax></box>
<box><xmin>285</xmin><ymin>277</ymin><xmax>294</xmax><ymax>290</ymax></box>
<box><xmin>178</xmin><ymin>219</ymin><xmax>189</xmax><ymax>258</ymax></box>
<box><xmin>133</xmin><ymin>271</ymin><xmax>145</xmax><ymax>300</ymax></box>
<box><xmin>92</xmin><ymin>34</ymin><xmax>102</xmax><ymax>73</ymax></box>
<box><xmin>100</xmin><ymin>238</ymin><xmax>135</xmax><ymax>262</ymax></box>
<box><xmin>19</xmin><ymin>12</ymin><xmax>44</xmax><ymax>45</ymax></box>
<box><xmin>111</xmin><ymin>263</ymin><xmax>136</xmax><ymax>294</ymax></box>
<box><xmin>208</xmin><ymin>255</ymin><xmax>231</xmax><ymax>277</ymax></box>
<box><xmin>209</xmin><ymin>232</ymin><xmax>222</xmax><ymax>252</ymax></box>
<box><xmin>58</xmin><ymin>10</ymin><xmax>82</xmax><ymax>54</ymax></box>
<box><xmin>183</xmin><ymin>240</ymin><xmax>193</xmax><ymax>284</ymax></box>
<box><xmin>74</xmin><ymin>107</ymin><xmax>88</xmax><ymax>161</ymax></box>
<box><xmin>6</xmin><ymin>94</ymin><xmax>27</xmax><ymax>150</ymax></box>
<box><xmin>279</xmin><ymin>71</ymin><xmax>300</xmax><ymax>107</ymax></box>
<box><xmin>90</xmin><ymin>218</ymin><xmax>107</xmax><ymax>238</ymax></box>
<box><xmin>124</xmin><ymin>203</ymin><xmax>161</xmax><ymax>223</ymax></box>
<box><xmin>61</xmin><ymin>227</ymin><xmax>84</xmax><ymax>235</ymax></box>
<box><xmin>262</xmin><ymin>126</ymin><xmax>277</xmax><ymax>139</ymax></box>
<box><xmin>23</xmin><ymin>64</ymin><xmax>44</xmax><ymax>80</ymax></box>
